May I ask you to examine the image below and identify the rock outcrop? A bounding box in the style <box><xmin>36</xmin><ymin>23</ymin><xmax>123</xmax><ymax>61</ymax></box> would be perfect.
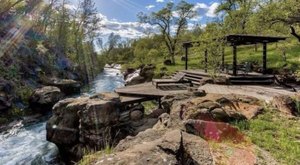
<box><xmin>125</xmin><ymin>64</ymin><xmax>155</xmax><ymax>86</ymax></box>
<box><xmin>185</xmin><ymin>119</ymin><xmax>245</xmax><ymax>143</ymax></box>
<box><xmin>42</xmin><ymin>77</ymin><xmax>81</xmax><ymax>96</ymax></box>
<box><xmin>46</xmin><ymin>92</ymin><xmax>150</xmax><ymax>163</ymax></box>
<box><xmin>83</xmin><ymin>91</ymin><xmax>272</xmax><ymax>165</ymax></box>
<box><xmin>272</xmin><ymin>95</ymin><xmax>300</xmax><ymax>116</ymax></box>
<box><xmin>93</xmin><ymin>130</ymin><xmax>214</xmax><ymax>165</ymax></box>
<box><xmin>169</xmin><ymin>93</ymin><xmax>263</xmax><ymax>122</ymax></box>
<box><xmin>29</xmin><ymin>86</ymin><xmax>64</xmax><ymax>114</ymax></box>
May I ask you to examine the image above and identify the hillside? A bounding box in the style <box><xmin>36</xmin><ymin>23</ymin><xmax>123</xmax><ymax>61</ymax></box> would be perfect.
<box><xmin>122</xmin><ymin>38</ymin><xmax>300</xmax><ymax>78</ymax></box>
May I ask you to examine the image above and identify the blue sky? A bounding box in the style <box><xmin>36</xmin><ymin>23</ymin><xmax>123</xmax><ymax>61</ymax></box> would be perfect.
<box><xmin>68</xmin><ymin>0</ymin><xmax>220</xmax><ymax>39</ymax></box>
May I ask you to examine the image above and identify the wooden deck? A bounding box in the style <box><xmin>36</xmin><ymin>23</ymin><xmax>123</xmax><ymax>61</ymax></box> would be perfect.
<box><xmin>120</xmin><ymin>96</ymin><xmax>150</xmax><ymax>105</ymax></box>
<box><xmin>115</xmin><ymin>82</ymin><xmax>189</xmax><ymax>98</ymax></box>
<box><xmin>116</xmin><ymin>69</ymin><xmax>278</xmax><ymax>106</ymax></box>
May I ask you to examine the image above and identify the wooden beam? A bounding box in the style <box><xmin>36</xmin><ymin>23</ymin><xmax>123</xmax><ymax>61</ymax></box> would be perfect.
<box><xmin>263</xmin><ymin>42</ymin><xmax>267</xmax><ymax>74</ymax></box>
<box><xmin>185</xmin><ymin>46</ymin><xmax>188</xmax><ymax>70</ymax></box>
<box><xmin>204</xmin><ymin>49</ymin><xmax>208</xmax><ymax>73</ymax></box>
<box><xmin>221</xmin><ymin>47</ymin><xmax>225</xmax><ymax>71</ymax></box>
<box><xmin>158</xmin><ymin>98</ymin><xmax>162</xmax><ymax>109</ymax></box>
<box><xmin>233</xmin><ymin>45</ymin><xmax>237</xmax><ymax>76</ymax></box>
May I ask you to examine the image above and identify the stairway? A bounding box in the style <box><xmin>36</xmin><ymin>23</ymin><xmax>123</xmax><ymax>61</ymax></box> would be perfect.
<box><xmin>175</xmin><ymin>70</ymin><xmax>275</xmax><ymax>86</ymax></box>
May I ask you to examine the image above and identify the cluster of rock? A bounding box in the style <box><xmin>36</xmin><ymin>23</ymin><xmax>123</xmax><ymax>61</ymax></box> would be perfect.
<box><xmin>104</xmin><ymin>64</ymin><xmax>122</xmax><ymax>69</ymax></box>
<box><xmin>46</xmin><ymin>92</ymin><xmax>154</xmax><ymax>163</ymax></box>
<box><xmin>44</xmin><ymin>83</ymin><xmax>300</xmax><ymax>164</ymax></box>
<box><xmin>89</xmin><ymin>93</ymin><xmax>275</xmax><ymax>165</ymax></box>
<box><xmin>28</xmin><ymin>77</ymin><xmax>82</xmax><ymax>113</ymax></box>
<box><xmin>124</xmin><ymin>64</ymin><xmax>156</xmax><ymax>86</ymax></box>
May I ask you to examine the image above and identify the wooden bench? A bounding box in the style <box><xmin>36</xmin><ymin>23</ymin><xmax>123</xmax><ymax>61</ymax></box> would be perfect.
<box><xmin>152</xmin><ymin>72</ymin><xmax>193</xmax><ymax>88</ymax></box>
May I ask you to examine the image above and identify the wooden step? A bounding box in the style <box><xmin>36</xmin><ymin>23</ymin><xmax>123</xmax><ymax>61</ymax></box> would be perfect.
<box><xmin>181</xmin><ymin>70</ymin><xmax>211</xmax><ymax>77</ymax></box>
<box><xmin>229</xmin><ymin>75</ymin><xmax>274</xmax><ymax>80</ymax></box>
<box><xmin>184</xmin><ymin>74</ymin><xmax>204</xmax><ymax>79</ymax></box>
<box><xmin>229</xmin><ymin>79</ymin><xmax>274</xmax><ymax>85</ymax></box>
<box><xmin>184</xmin><ymin>77</ymin><xmax>202</xmax><ymax>82</ymax></box>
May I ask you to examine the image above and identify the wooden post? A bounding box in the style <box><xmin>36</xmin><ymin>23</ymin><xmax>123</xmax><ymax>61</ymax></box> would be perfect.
<box><xmin>233</xmin><ymin>45</ymin><xmax>237</xmax><ymax>76</ymax></box>
<box><xmin>185</xmin><ymin>46</ymin><xmax>188</xmax><ymax>70</ymax></box>
<box><xmin>263</xmin><ymin>42</ymin><xmax>267</xmax><ymax>74</ymax></box>
<box><xmin>205</xmin><ymin>49</ymin><xmax>208</xmax><ymax>73</ymax></box>
<box><xmin>221</xmin><ymin>47</ymin><xmax>225</xmax><ymax>71</ymax></box>
<box><xmin>158</xmin><ymin>98</ymin><xmax>162</xmax><ymax>109</ymax></box>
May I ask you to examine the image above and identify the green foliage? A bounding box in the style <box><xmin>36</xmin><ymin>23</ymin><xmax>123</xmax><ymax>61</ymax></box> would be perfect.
<box><xmin>138</xmin><ymin>1</ymin><xmax>196</xmax><ymax>64</ymax></box>
<box><xmin>142</xmin><ymin>101</ymin><xmax>158</xmax><ymax>114</ymax></box>
<box><xmin>8</xmin><ymin>106</ymin><xmax>24</xmax><ymax>117</ymax></box>
<box><xmin>16</xmin><ymin>86</ymin><xmax>33</xmax><ymax>104</ymax></box>
<box><xmin>0</xmin><ymin>64</ymin><xmax>21</xmax><ymax>81</ymax></box>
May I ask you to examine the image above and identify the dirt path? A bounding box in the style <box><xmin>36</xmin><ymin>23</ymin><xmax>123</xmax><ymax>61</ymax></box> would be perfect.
<box><xmin>198</xmin><ymin>84</ymin><xmax>295</xmax><ymax>102</ymax></box>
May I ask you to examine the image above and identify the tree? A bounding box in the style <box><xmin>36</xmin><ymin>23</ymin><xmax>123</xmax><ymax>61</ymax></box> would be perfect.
<box><xmin>72</xmin><ymin>0</ymin><xmax>101</xmax><ymax>82</ymax></box>
<box><xmin>256</xmin><ymin>0</ymin><xmax>300</xmax><ymax>42</ymax></box>
<box><xmin>216</xmin><ymin>0</ymin><xmax>256</xmax><ymax>33</ymax></box>
<box><xmin>0</xmin><ymin>0</ymin><xmax>24</xmax><ymax>17</ymax></box>
<box><xmin>106</xmin><ymin>33</ymin><xmax>121</xmax><ymax>55</ymax></box>
<box><xmin>138</xmin><ymin>1</ymin><xmax>196</xmax><ymax>64</ymax></box>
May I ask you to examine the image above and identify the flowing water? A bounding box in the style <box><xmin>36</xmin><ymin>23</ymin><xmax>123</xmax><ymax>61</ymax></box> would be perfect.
<box><xmin>0</xmin><ymin>68</ymin><xmax>124</xmax><ymax>165</ymax></box>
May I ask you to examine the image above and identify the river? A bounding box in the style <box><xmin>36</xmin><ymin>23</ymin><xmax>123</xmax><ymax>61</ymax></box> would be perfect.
<box><xmin>0</xmin><ymin>68</ymin><xmax>124</xmax><ymax>165</ymax></box>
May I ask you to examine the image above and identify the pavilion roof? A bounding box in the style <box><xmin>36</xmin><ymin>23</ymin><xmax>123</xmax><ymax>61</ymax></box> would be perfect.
<box><xmin>225</xmin><ymin>34</ymin><xmax>287</xmax><ymax>46</ymax></box>
<box><xmin>182</xmin><ymin>34</ymin><xmax>287</xmax><ymax>47</ymax></box>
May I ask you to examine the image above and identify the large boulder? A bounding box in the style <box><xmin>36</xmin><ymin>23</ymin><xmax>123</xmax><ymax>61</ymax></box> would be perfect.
<box><xmin>46</xmin><ymin>92</ymin><xmax>148</xmax><ymax>163</ymax></box>
<box><xmin>47</xmin><ymin>78</ymin><xmax>81</xmax><ymax>95</ymax></box>
<box><xmin>124</xmin><ymin>64</ymin><xmax>156</xmax><ymax>86</ymax></box>
<box><xmin>171</xmin><ymin>94</ymin><xmax>263</xmax><ymax>122</ymax></box>
<box><xmin>124</xmin><ymin>64</ymin><xmax>155</xmax><ymax>85</ymax></box>
<box><xmin>29</xmin><ymin>86</ymin><xmax>64</xmax><ymax>113</ymax></box>
<box><xmin>185</xmin><ymin>119</ymin><xmax>245</xmax><ymax>143</ymax></box>
<box><xmin>139</xmin><ymin>64</ymin><xmax>155</xmax><ymax>82</ymax></box>
<box><xmin>272</xmin><ymin>95</ymin><xmax>300</xmax><ymax>116</ymax></box>
<box><xmin>125</xmin><ymin>75</ymin><xmax>145</xmax><ymax>86</ymax></box>
<box><xmin>123</xmin><ymin>68</ymin><xmax>136</xmax><ymax>80</ymax></box>
<box><xmin>92</xmin><ymin>130</ymin><xmax>214</xmax><ymax>165</ymax></box>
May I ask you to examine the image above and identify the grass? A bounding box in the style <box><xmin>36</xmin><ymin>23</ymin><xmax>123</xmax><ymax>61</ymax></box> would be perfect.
<box><xmin>79</xmin><ymin>145</ymin><xmax>114</xmax><ymax>165</ymax></box>
<box><xmin>142</xmin><ymin>101</ymin><xmax>158</xmax><ymax>114</ymax></box>
<box><xmin>233</xmin><ymin>109</ymin><xmax>300</xmax><ymax>165</ymax></box>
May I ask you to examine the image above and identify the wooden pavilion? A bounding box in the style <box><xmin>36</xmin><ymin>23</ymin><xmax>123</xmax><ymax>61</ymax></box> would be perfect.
<box><xmin>183</xmin><ymin>34</ymin><xmax>287</xmax><ymax>76</ymax></box>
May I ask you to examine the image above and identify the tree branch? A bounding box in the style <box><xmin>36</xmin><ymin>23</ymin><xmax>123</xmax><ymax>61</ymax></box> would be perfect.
<box><xmin>290</xmin><ymin>25</ymin><xmax>300</xmax><ymax>42</ymax></box>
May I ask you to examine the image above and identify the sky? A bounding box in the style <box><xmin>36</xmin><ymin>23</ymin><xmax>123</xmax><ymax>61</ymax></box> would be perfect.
<box><xmin>68</xmin><ymin>0</ymin><xmax>220</xmax><ymax>40</ymax></box>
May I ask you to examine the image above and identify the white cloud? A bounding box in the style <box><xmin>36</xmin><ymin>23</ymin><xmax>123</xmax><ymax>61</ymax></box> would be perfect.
<box><xmin>156</xmin><ymin>0</ymin><xmax>164</xmax><ymax>2</ymax></box>
<box><xmin>190</xmin><ymin>15</ymin><xmax>203</xmax><ymax>22</ymax></box>
<box><xmin>145</xmin><ymin>5</ymin><xmax>155</xmax><ymax>10</ymax></box>
<box><xmin>64</xmin><ymin>4</ymin><xmax>76</xmax><ymax>10</ymax></box>
<box><xmin>206</xmin><ymin>3</ymin><xmax>220</xmax><ymax>17</ymax></box>
<box><xmin>193</xmin><ymin>2</ymin><xmax>220</xmax><ymax>18</ymax></box>
<box><xmin>97</xmin><ymin>13</ymin><xmax>157</xmax><ymax>39</ymax></box>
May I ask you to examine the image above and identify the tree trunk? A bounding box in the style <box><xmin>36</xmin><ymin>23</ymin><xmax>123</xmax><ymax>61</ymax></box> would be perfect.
<box><xmin>170</xmin><ymin>47</ymin><xmax>176</xmax><ymax>65</ymax></box>
<box><xmin>171</xmin><ymin>54</ymin><xmax>175</xmax><ymax>65</ymax></box>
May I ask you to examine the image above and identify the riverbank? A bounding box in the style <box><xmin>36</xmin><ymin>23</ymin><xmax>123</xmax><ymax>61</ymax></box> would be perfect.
<box><xmin>0</xmin><ymin>67</ymin><xmax>123</xmax><ymax>165</ymax></box>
